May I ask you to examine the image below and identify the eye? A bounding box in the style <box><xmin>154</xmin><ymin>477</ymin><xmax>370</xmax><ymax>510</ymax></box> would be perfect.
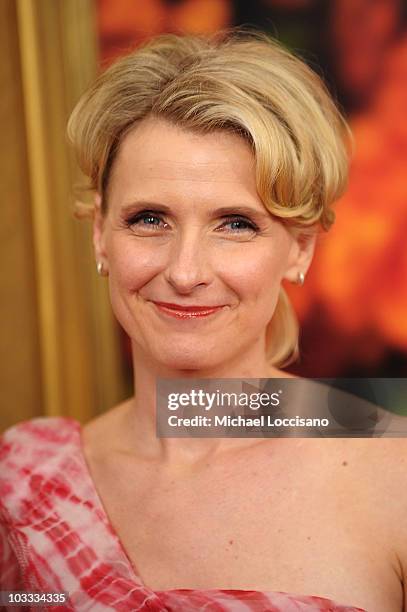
<box><xmin>125</xmin><ymin>210</ymin><xmax>169</xmax><ymax>232</ymax></box>
<box><xmin>217</xmin><ymin>216</ymin><xmax>259</xmax><ymax>234</ymax></box>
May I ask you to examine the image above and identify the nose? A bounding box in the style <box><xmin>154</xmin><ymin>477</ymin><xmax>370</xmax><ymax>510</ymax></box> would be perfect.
<box><xmin>164</xmin><ymin>231</ymin><xmax>212</xmax><ymax>294</ymax></box>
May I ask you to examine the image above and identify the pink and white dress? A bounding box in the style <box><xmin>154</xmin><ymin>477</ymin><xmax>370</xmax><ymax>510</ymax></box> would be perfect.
<box><xmin>0</xmin><ymin>417</ymin><xmax>366</xmax><ymax>611</ymax></box>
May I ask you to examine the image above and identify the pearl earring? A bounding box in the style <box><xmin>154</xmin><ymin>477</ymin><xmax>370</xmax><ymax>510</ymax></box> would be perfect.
<box><xmin>297</xmin><ymin>272</ymin><xmax>305</xmax><ymax>286</ymax></box>
<box><xmin>97</xmin><ymin>261</ymin><xmax>107</xmax><ymax>276</ymax></box>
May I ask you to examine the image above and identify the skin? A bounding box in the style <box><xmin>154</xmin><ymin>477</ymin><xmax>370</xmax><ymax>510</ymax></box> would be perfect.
<box><xmin>84</xmin><ymin>116</ymin><xmax>407</xmax><ymax>610</ymax></box>
<box><xmin>94</xmin><ymin>116</ymin><xmax>314</xmax><ymax>378</ymax></box>
<box><xmin>93</xmin><ymin>115</ymin><xmax>315</xmax><ymax>460</ymax></box>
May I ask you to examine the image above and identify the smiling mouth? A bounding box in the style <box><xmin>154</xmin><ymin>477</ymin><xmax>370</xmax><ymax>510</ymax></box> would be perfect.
<box><xmin>151</xmin><ymin>301</ymin><xmax>226</xmax><ymax>319</ymax></box>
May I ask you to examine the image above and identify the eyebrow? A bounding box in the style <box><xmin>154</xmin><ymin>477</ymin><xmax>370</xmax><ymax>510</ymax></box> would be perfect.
<box><xmin>120</xmin><ymin>200</ymin><xmax>271</xmax><ymax>219</ymax></box>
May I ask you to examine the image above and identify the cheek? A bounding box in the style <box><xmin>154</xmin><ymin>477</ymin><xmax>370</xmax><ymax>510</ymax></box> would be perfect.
<box><xmin>218</xmin><ymin>242</ymin><xmax>289</xmax><ymax>303</ymax></box>
<box><xmin>106</xmin><ymin>235</ymin><xmax>165</xmax><ymax>289</ymax></box>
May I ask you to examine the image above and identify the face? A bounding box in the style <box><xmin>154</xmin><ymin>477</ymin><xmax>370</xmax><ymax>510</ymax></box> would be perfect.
<box><xmin>94</xmin><ymin>117</ymin><xmax>315</xmax><ymax>372</ymax></box>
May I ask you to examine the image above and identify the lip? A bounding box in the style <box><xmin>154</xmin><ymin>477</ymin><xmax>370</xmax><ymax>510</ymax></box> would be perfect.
<box><xmin>151</xmin><ymin>301</ymin><xmax>226</xmax><ymax>319</ymax></box>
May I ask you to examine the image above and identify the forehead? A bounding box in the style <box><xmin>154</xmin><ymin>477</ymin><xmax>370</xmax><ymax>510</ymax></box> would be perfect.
<box><xmin>108</xmin><ymin>117</ymin><xmax>260</xmax><ymax>206</ymax></box>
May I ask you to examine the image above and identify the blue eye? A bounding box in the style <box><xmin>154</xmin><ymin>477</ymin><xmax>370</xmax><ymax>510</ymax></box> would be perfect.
<box><xmin>228</xmin><ymin>219</ymin><xmax>252</xmax><ymax>231</ymax></box>
<box><xmin>220</xmin><ymin>216</ymin><xmax>259</xmax><ymax>233</ymax></box>
<box><xmin>125</xmin><ymin>211</ymin><xmax>166</xmax><ymax>229</ymax></box>
<box><xmin>123</xmin><ymin>210</ymin><xmax>259</xmax><ymax>236</ymax></box>
<box><xmin>140</xmin><ymin>214</ymin><xmax>160</xmax><ymax>225</ymax></box>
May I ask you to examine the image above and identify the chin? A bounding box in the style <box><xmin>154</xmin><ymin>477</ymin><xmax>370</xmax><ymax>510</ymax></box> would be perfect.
<box><xmin>152</xmin><ymin>342</ymin><xmax>224</xmax><ymax>373</ymax></box>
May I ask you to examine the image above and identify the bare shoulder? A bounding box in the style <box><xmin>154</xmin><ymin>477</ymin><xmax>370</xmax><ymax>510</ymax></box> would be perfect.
<box><xmin>366</xmin><ymin>434</ymin><xmax>407</xmax><ymax>492</ymax></box>
<box><xmin>346</xmin><ymin>435</ymin><xmax>407</xmax><ymax>492</ymax></box>
<box><xmin>81</xmin><ymin>398</ymin><xmax>134</xmax><ymax>457</ymax></box>
<box><xmin>375</xmin><ymin>436</ymin><xmax>407</xmax><ymax>528</ymax></box>
<box><xmin>380</xmin><ymin>436</ymin><xmax>407</xmax><ymax>604</ymax></box>
<box><xmin>358</xmin><ymin>436</ymin><xmax>407</xmax><ymax>590</ymax></box>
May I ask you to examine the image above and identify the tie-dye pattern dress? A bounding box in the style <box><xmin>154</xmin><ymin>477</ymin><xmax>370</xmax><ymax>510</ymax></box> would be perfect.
<box><xmin>0</xmin><ymin>418</ymin><xmax>367</xmax><ymax>611</ymax></box>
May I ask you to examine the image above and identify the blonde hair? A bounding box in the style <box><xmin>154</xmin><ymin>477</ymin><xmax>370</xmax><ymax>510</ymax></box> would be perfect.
<box><xmin>68</xmin><ymin>29</ymin><xmax>351</xmax><ymax>368</ymax></box>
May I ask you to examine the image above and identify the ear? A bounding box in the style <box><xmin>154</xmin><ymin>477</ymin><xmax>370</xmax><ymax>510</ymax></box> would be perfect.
<box><xmin>282</xmin><ymin>229</ymin><xmax>317</xmax><ymax>284</ymax></box>
<box><xmin>93</xmin><ymin>193</ymin><xmax>108</xmax><ymax>267</ymax></box>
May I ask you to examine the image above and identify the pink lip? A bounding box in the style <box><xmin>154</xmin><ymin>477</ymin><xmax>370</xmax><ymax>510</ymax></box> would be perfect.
<box><xmin>152</xmin><ymin>301</ymin><xmax>225</xmax><ymax>319</ymax></box>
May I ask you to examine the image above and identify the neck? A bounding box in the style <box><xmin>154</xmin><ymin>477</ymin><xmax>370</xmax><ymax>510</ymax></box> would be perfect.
<box><xmin>120</xmin><ymin>341</ymin><xmax>292</xmax><ymax>468</ymax></box>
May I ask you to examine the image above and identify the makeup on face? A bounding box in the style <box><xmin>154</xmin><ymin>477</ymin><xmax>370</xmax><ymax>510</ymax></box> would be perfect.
<box><xmin>95</xmin><ymin>117</ymin><xmax>300</xmax><ymax>372</ymax></box>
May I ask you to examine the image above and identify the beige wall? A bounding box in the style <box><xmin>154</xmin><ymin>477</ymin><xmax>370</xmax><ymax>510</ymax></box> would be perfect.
<box><xmin>0</xmin><ymin>0</ymin><xmax>128</xmax><ymax>432</ymax></box>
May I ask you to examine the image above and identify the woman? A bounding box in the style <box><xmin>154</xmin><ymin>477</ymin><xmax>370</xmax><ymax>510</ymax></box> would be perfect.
<box><xmin>1</xmin><ymin>31</ymin><xmax>406</xmax><ymax>612</ymax></box>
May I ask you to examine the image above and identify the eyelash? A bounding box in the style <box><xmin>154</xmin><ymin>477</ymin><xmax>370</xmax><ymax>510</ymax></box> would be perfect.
<box><xmin>124</xmin><ymin>211</ymin><xmax>260</xmax><ymax>233</ymax></box>
<box><xmin>125</xmin><ymin>212</ymin><xmax>167</xmax><ymax>229</ymax></box>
